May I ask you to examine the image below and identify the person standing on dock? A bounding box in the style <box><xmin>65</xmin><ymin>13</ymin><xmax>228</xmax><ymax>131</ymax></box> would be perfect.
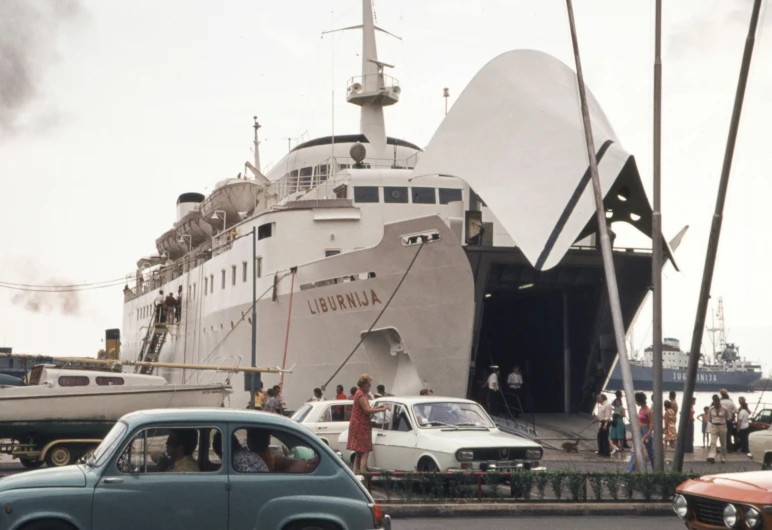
<box><xmin>485</xmin><ymin>366</ymin><xmax>500</xmax><ymax>415</ymax></box>
<box><xmin>738</xmin><ymin>401</ymin><xmax>751</xmax><ymax>454</ymax></box>
<box><xmin>719</xmin><ymin>389</ymin><xmax>737</xmax><ymax>448</ymax></box>
<box><xmin>707</xmin><ymin>394</ymin><xmax>729</xmax><ymax>464</ymax></box>
<box><xmin>507</xmin><ymin>366</ymin><xmax>524</xmax><ymax>417</ymax></box>
<box><xmin>592</xmin><ymin>394</ymin><xmax>612</xmax><ymax>457</ymax></box>
<box><xmin>165</xmin><ymin>292</ymin><xmax>177</xmax><ymax>324</ymax></box>
<box><xmin>609</xmin><ymin>394</ymin><xmax>627</xmax><ymax>453</ymax></box>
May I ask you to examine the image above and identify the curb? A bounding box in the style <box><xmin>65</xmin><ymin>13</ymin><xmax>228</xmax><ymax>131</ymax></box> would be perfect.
<box><xmin>382</xmin><ymin>502</ymin><xmax>673</xmax><ymax>518</ymax></box>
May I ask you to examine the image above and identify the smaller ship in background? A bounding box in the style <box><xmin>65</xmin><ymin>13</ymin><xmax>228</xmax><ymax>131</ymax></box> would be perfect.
<box><xmin>606</xmin><ymin>298</ymin><xmax>762</xmax><ymax>392</ymax></box>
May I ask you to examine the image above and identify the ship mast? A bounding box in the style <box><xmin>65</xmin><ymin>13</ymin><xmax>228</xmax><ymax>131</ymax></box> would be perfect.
<box><xmin>323</xmin><ymin>0</ymin><xmax>402</xmax><ymax>154</ymax></box>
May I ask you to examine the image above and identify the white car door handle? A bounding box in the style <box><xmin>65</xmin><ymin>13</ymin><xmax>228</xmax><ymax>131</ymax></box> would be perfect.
<box><xmin>317</xmin><ymin>426</ymin><xmax>327</xmax><ymax>430</ymax></box>
<box><xmin>376</xmin><ymin>433</ymin><xmax>386</xmax><ymax>437</ymax></box>
<box><xmin>103</xmin><ymin>478</ymin><xmax>123</xmax><ymax>484</ymax></box>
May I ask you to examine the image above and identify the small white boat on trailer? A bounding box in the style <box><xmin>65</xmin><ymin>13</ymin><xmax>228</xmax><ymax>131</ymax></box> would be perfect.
<box><xmin>0</xmin><ymin>365</ymin><xmax>233</xmax><ymax>468</ymax></box>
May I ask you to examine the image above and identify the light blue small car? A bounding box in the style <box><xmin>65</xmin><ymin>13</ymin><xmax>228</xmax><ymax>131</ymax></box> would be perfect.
<box><xmin>0</xmin><ymin>409</ymin><xmax>391</xmax><ymax>530</ymax></box>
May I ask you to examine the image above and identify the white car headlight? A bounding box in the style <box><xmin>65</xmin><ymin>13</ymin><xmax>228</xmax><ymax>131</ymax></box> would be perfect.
<box><xmin>745</xmin><ymin>506</ymin><xmax>761</xmax><ymax>528</ymax></box>
<box><xmin>525</xmin><ymin>448</ymin><xmax>543</xmax><ymax>460</ymax></box>
<box><xmin>724</xmin><ymin>504</ymin><xmax>737</xmax><ymax>528</ymax></box>
<box><xmin>672</xmin><ymin>494</ymin><xmax>688</xmax><ymax>518</ymax></box>
<box><xmin>456</xmin><ymin>450</ymin><xmax>474</xmax><ymax>461</ymax></box>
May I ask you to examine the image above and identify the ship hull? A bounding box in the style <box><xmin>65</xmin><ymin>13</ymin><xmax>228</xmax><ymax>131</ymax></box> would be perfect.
<box><xmin>606</xmin><ymin>362</ymin><xmax>761</xmax><ymax>393</ymax></box>
<box><xmin>121</xmin><ymin>216</ymin><xmax>476</xmax><ymax>411</ymax></box>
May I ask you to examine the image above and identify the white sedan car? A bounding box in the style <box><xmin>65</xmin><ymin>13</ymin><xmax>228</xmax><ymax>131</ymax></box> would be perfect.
<box><xmin>291</xmin><ymin>399</ymin><xmax>354</xmax><ymax>448</ymax></box>
<box><xmin>337</xmin><ymin>396</ymin><xmax>544</xmax><ymax>472</ymax></box>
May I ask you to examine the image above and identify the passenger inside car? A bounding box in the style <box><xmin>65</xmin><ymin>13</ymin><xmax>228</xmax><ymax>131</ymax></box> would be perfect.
<box><xmin>165</xmin><ymin>429</ymin><xmax>200</xmax><ymax>472</ymax></box>
<box><xmin>232</xmin><ymin>428</ymin><xmax>319</xmax><ymax>473</ymax></box>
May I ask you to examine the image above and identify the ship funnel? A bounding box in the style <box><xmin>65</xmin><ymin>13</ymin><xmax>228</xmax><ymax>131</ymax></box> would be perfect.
<box><xmin>176</xmin><ymin>192</ymin><xmax>205</xmax><ymax>222</ymax></box>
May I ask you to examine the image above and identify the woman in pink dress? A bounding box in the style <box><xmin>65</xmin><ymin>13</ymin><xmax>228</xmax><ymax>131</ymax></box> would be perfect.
<box><xmin>347</xmin><ymin>374</ymin><xmax>388</xmax><ymax>474</ymax></box>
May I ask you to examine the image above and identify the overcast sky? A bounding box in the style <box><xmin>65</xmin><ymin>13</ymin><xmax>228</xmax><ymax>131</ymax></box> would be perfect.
<box><xmin>1</xmin><ymin>0</ymin><xmax>770</xmax><ymax>373</ymax></box>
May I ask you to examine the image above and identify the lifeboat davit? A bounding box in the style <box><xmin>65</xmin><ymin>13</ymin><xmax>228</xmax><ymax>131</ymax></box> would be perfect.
<box><xmin>199</xmin><ymin>178</ymin><xmax>262</xmax><ymax>231</ymax></box>
<box><xmin>154</xmin><ymin>192</ymin><xmax>209</xmax><ymax>260</ymax></box>
<box><xmin>155</xmin><ymin>227</ymin><xmax>186</xmax><ymax>261</ymax></box>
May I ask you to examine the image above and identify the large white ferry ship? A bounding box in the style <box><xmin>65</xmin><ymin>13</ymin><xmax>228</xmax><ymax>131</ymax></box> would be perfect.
<box><xmin>121</xmin><ymin>1</ymin><xmax>668</xmax><ymax>414</ymax></box>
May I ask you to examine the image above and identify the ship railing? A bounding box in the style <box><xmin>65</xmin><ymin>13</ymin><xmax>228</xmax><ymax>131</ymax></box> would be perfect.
<box><xmin>269</xmin><ymin>155</ymin><xmax>420</xmax><ymax>203</ymax></box>
<box><xmin>347</xmin><ymin>73</ymin><xmax>400</xmax><ymax>95</ymax></box>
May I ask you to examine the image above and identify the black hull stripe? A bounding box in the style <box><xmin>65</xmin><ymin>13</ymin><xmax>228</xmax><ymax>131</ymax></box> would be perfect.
<box><xmin>534</xmin><ymin>139</ymin><xmax>614</xmax><ymax>270</ymax></box>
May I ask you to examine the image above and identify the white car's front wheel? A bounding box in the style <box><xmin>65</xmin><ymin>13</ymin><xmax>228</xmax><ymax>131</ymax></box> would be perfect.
<box><xmin>417</xmin><ymin>457</ymin><xmax>438</xmax><ymax>472</ymax></box>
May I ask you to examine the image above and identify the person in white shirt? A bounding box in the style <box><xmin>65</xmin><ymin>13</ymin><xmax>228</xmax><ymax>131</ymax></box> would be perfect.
<box><xmin>506</xmin><ymin>366</ymin><xmax>525</xmax><ymax>417</ymax></box>
<box><xmin>737</xmin><ymin>401</ymin><xmax>751</xmax><ymax>453</ymax></box>
<box><xmin>154</xmin><ymin>290</ymin><xmax>165</xmax><ymax>323</ymax></box>
<box><xmin>592</xmin><ymin>394</ymin><xmax>613</xmax><ymax>456</ymax></box>
<box><xmin>719</xmin><ymin>389</ymin><xmax>737</xmax><ymax>447</ymax></box>
<box><xmin>484</xmin><ymin>366</ymin><xmax>500</xmax><ymax>414</ymax></box>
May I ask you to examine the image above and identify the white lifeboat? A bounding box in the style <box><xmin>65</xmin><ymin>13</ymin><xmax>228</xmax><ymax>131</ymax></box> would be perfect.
<box><xmin>199</xmin><ymin>178</ymin><xmax>263</xmax><ymax>231</ymax></box>
<box><xmin>155</xmin><ymin>227</ymin><xmax>186</xmax><ymax>261</ymax></box>
<box><xmin>175</xmin><ymin>207</ymin><xmax>213</xmax><ymax>248</ymax></box>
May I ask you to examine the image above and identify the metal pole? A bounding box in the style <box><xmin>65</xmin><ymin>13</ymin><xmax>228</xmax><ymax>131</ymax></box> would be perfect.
<box><xmin>674</xmin><ymin>0</ymin><xmax>763</xmax><ymax>471</ymax></box>
<box><xmin>563</xmin><ymin>291</ymin><xmax>571</xmax><ymax>414</ymax></box>
<box><xmin>651</xmin><ymin>0</ymin><xmax>664</xmax><ymax>473</ymax></box>
<box><xmin>565</xmin><ymin>0</ymin><xmax>646</xmax><ymax>472</ymax></box>
<box><xmin>249</xmin><ymin>226</ymin><xmax>258</xmax><ymax>409</ymax></box>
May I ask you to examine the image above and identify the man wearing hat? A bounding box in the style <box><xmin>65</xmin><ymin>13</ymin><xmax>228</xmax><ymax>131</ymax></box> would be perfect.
<box><xmin>485</xmin><ymin>366</ymin><xmax>500</xmax><ymax>415</ymax></box>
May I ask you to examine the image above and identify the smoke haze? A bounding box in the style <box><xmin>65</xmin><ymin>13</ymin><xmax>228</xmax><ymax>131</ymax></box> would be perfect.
<box><xmin>0</xmin><ymin>0</ymin><xmax>85</xmax><ymax>134</ymax></box>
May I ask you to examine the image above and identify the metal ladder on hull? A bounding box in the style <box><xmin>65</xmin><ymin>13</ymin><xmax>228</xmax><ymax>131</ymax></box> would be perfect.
<box><xmin>136</xmin><ymin>306</ymin><xmax>169</xmax><ymax>375</ymax></box>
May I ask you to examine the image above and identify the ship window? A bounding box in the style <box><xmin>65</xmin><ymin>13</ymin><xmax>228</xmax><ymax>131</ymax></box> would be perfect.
<box><xmin>334</xmin><ymin>184</ymin><xmax>347</xmax><ymax>199</ymax></box>
<box><xmin>96</xmin><ymin>376</ymin><xmax>125</xmax><ymax>386</ymax></box>
<box><xmin>338</xmin><ymin>164</ymin><xmax>351</xmax><ymax>171</ymax></box>
<box><xmin>325</xmin><ymin>249</ymin><xmax>341</xmax><ymax>257</ymax></box>
<box><xmin>242</xmin><ymin>262</ymin><xmax>248</xmax><ymax>283</ymax></box>
<box><xmin>354</xmin><ymin>186</ymin><xmax>379</xmax><ymax>203</ymax></box>
<box><xmin>299</xmin><ymin>167</ymin><xmax>312</xmax><ymax>176</ymax></box>
<box><xmin>193</xmin><ymin>283</ymin><xmax>196</xmax><ymax>300</ymax></box>
<box><xmin>204</xmin><ymin>277</ymin><xmax>208</xmax><ymax>296</ymax></box>
<box><xmin>221</xmin><ymin>270</ymin><xmax>226</xmax><ymax>289</ymax></box>
<box><xmin>258</xmin><ymin>223</ymin><xmax>273</xmax><ymax>240</ymax></box>
<box><xmin>255</xmin><ymin>257</ymin><xmax>262</xmax><ymax>279</ymax></box>
<box><xmin>439</xmin><ymin>188</ymin><xmax>463</xmax><ymax>205</ymax></box>
<box><xmin>411</xmin><ymin>187</ymin><xmax>436</xmax><ymax>204</ymax></box>
<box><xmin>59</xmin><ymin>375</ymin><xmax>89</xmax><ymax>387</ymax></box>
<box><xmin>232</xmin><ymin>265</ymin><xmax>237</xmax><ymax>286</ymax></box>
<box><xmin>315</xmin><ymin>164</ymin><xmax>329</xmax><ymax>182</ymax></box>
<box><xmin>384</xmin><ymin>186</ymin><xmax>408</xmax><ymax>203</ymax></box>
<box><xmin>210</xmin><ymin>274</ymin><xmax>214</xmax><ymax>293</ymax></box>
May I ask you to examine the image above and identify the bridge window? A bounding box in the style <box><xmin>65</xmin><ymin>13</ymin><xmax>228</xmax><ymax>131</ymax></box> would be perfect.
<box><xmin>384</xmin><ymin>186</ymin><xmax>408</xmax><ymax>203</ymax></box>
<box><xmin>334</xmin><ymin>185</ymin><xmax>347</xmax><ymax>199</ymax></box>
<box><xmin>325</xmin><ymin>249</ymin><xmax>341</xmax><ymax>257</ymax></box>
<box><xmin>354</xmin><ymin>186</ymin><xmax>379</xmax><ymax>203</ymax></box>
<box><xmin>315</xmin><ymin>164</ymin><xmax>329</xmax><ymax>181</ymax></box>
<box><xmin>411</xmin><ymin>187</ymin><xmax>436</xmax><ymax>204</ymax></box>
<box><xmin>439</xmin><ymin>188</ymin><xmax>463</xmax><ymax>205</ymax></box>
<box><xmin>258</xmin><ymin>223</ymin><xmax>273</xmax><ymax>240</ymax></box>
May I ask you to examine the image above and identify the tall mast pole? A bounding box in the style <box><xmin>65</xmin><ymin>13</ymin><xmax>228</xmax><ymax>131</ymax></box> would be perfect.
<box><xmin>565</xmin><ymin>0</ymin><xmax>646</xmax><ymax>472</ymax></box>
<box><xmin>252</xmin><ymin>116</ymin><xmax>261</xmax><ymax>172</ymax></box>
<box><xmin>651</xmin><ymin>0</ymin><xmax>664</xmax><ymax>473</ymax></box>
<box><xmin>674</xmin><ymin>0</ymin><xmax>763</xmax><ymax>471</ymax></box>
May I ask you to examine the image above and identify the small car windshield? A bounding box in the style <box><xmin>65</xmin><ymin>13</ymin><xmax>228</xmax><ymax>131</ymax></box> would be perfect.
<box><xmin>292</xmin><ymin>405</ymin><xmax>313</xmax><ymax>423</ymax></box>
<box><xmin>412</xmin><ymin>402</ymin><xmax>495</xmax><ymax>428</ymax></box>
<box><xmin>91</xmin><ymin>421</ymin><xmax>128</xmax><ymax>466</ymax></box>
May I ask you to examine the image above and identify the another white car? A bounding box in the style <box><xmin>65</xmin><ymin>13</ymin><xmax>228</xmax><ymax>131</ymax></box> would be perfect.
<box><xmin>292</xmin><ymin>399</ymin><xmax>354</xmax><ymax>448</ymax></box>
<box><xmin>337</xmin><ymin>396</ymin><xmax>544</xmax><ymax>472</ymax></box>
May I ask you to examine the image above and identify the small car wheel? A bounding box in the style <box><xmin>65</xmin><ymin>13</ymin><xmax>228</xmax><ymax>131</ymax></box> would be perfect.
<box><xmin>19</xmin><ymin>519</ymin><xmax>76</xmax><ymax>530</ymax></box>
<box><xmin>418</xmin><ymin>457</ymin><xmax>438</xmax><ymax>472</ymax></box>
<box><xmin>45</xmin><ymin>445</ymin><xmax>73</xmax><ymax>468</ymax></box>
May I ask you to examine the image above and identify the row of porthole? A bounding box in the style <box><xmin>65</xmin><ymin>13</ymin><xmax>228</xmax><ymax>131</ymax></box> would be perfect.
<box><xmin>201</xmin><ymin>317</ymin><xmax>253</xmax><ymax>334</ymax></box>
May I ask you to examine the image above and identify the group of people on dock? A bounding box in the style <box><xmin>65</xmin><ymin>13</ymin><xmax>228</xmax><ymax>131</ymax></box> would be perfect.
<box><xmin>595</xmin><ymin>387</ymin><xmax>751</xmax><ymax>470</ymax></box>
<box><xmin>480</xmin><ymin>365</ymin><xmax>525</xmax><ymax>417</ymax></box>
<box><xmin>153</xmin><ymin>287</ymin><xmax>182</xmax><ymax>324</ymax></box>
